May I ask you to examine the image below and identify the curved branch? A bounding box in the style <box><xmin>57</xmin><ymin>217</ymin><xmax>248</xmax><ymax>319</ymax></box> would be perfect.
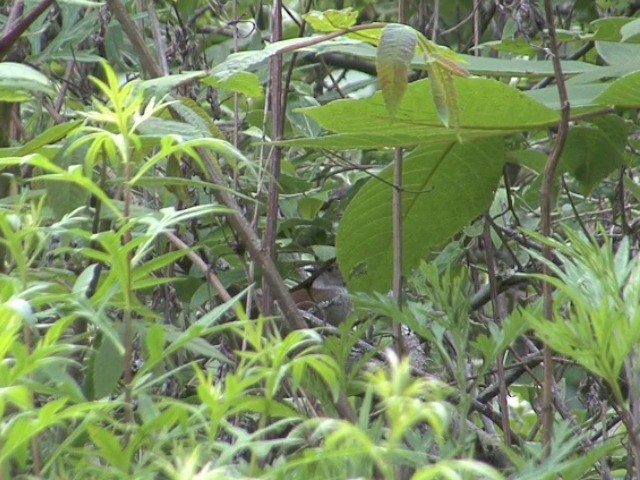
<box><xmin>0</xmin><ymin>0</ymin><xmax>54</xmax><ymax>60</ymax></box>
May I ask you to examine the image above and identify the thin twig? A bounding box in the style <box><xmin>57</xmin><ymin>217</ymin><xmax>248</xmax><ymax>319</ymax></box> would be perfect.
<box><xmin>532</xmin><ymin>41</ymin><xmax>594</xmax><ymax>90</ymax></box>
<box><xmin>392</xmin><ymin>147</ymin><xmax>405</xmax><ymax>359</ymax></box>
<box><xmin>4</xmin><ymin>1</ymin><xmax>25</xmax><ymax>36</ymax></box>
<box><xmin>463</xmin><ymin>2</ymin><xmax>497</xmax><ymax>53</ymax></box>
<box><xmin>483</xmin><ymin>217</ymin><xmax>511</xmax><ymax>446</ymax></box>
<box><xmin>0</xmin><ymin>0</ymin><xmax>54</xmax><ymax>60</ymax></box>
<box><xmin>164</xmin><ymin>232</ymin><xmax>233</xmax><ymax>302</ymax></box>
<box><xmin>618</xmin><ymin>167</ymin><xmax>630</xmax><ymax>235</ymax></box>
<box><xmin>540</xmin><ymin>0</ymin><xmax>571</xmax><ymax>456</ymax></box>
<box><xmin>431</xmin><ymin>0</ymin><xmax>440</xmax><ymax>42</ymax></box>
<box><xmin>52</xmin><ymin>61</ymin><xmax>75</xmax><ymax>117</ymax></box>
<box><xmin>561</xmin><ymin>175</ymin><xmax>590</xmax><ymax>238</ymax></box>
<box><xmin>473</xmin><ymin>0</ymin><xmax>480</xmax><ymax>55</ymax></box>
<box><xmin>282</xmin><ymin>0</ymin><xmax>313</xmax><ymax>118</ymax></box>
<box><xmin>439</xmin><ymin>1</ymin><xmax>481</xmax><ymax>35</ymax></box>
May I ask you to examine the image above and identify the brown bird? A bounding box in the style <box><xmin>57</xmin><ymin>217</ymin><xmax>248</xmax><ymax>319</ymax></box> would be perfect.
<box><xmin>291</xmin><ymin>263</ymin><xmax>352</xmax><ymax>326</ymax></box>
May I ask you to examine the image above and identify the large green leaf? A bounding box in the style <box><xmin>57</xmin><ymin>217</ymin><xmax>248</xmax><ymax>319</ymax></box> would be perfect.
<box><xmin>621</xmin><ymin>18</ymin><xmax>640</xmax><ymax>43</ymax></box>
<box><xmin>590</xmin><ymin>17</ymin><xmax>632</xmax><ymax>42</ymax></box>
<box><xmin>525</xmin><ymin>83</ymin><xmax>608</xmax><ymax>109</ymax></box>
<box><xmin>595</xmin><ymin>70</ymin><xmax>640</xmax><ymax>107</ymax></box>
<box><xmin>280</xmin><ymin>77</ymin><xmax>557</xmax><ymax>150</ymax></box>
<box><xmin>589</xmin><ymin>114</ymin><xmax>628</xmax><ymax>154</ymax></box>
<box><xmin>560</xmin><ymin>125</ymin><xmax>624</xmax><ymax>194</ymax></box>
<box><xmin>459</xmin><ymin>54</ymin><xmax>602</xmax><ymax>77</ymax></box>
<box><xmin>310</xmin><ymin>40</ymin><xmax>602</xmax><ymax>77</ymax></box>
<box><xmin>595</xmin><ymin>41</ymin><xmax>640</xmax><ymax>66</ymax></box>
<box><xmin>0</xmin><ymin>63</ymin><xmax>54</xmax><ymax>102</ymax></box>
<box><xmin>201</xmin><ymin>71</ymin><xmax>263</xmax><ymax>98</ymax></box>
<box><xmin>274</xmin><ymin>129</ymin><xmax>505</xmax><ymax>150</ymax></box>
<box><xmin>299</xmin><ymin>77</ymin><xmax>557</xmax><ymax>133</ymax></box>
<box><xmin>336</xmin><ymin>138</ymin><xmax>504</xmax><ymax>293</ymax></box>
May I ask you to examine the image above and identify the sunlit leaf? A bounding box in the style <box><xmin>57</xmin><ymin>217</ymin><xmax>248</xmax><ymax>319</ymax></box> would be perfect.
<box><xmin>337</xmin><ymin>138</ymin><xmax>504</xmax><ymax>293</ymax></box>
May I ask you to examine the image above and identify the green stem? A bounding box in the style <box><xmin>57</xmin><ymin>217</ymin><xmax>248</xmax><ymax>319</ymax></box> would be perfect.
<box><xmin>122</xmin><ymin>159</ymin><xmax>134</xmax><ymax>428</ymax></box>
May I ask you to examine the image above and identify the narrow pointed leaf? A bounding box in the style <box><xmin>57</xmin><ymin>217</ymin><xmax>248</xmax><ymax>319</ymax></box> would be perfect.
<box><xmin>427</xmin><ymin>61</ymin><xmax>460</xmax><ymax>129</ymax></box>
<box><xmin>416</xmin><ymin>34</ymin><xmax>465</xmax><ymax>129</ymax></box>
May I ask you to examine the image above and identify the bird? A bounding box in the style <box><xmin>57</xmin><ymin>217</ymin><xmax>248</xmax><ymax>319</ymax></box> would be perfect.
<box><xmin>290</xmin><ymin>263</ymin><xmax>352</xmax><ymax>326</ymax></box>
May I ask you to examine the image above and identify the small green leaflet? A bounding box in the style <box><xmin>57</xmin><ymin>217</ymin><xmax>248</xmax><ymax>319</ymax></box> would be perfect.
<box><xmin>376</xmin><ymin>26</ymin><xmax>467</xmax><ymax>127</ymax></box>
<box><xmin>376</xmin><ymin>24</ymin><xmax>417</xmax><ymax>120</ymax></box>
<box><xmin>427</xmin><ymin>61</ymin><xmax>459</xmax><ymax>129</ymax></box>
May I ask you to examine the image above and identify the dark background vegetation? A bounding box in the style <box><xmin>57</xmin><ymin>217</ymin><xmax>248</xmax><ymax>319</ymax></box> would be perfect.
<box><xmin>2</xmin><ymin>0</ymin><xmax>640</xmax><ymax>478</ymax></box>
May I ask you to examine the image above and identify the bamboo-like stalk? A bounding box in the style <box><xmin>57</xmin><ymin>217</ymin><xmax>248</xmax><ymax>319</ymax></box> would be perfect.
<box><xmin>540</xmin><ymin>0</ymin><xmax>571</xmax><ymax>456</ymax></box>
<box><xmin>261</xmin><ymin>0</ymin><xmax>285</xmax><ymax>316</ymax></box>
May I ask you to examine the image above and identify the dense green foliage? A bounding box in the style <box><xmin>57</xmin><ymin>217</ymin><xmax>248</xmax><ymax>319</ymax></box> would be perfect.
<box><xmin>2</xmin><ymin>0</ymin><xmax>640</xmax><ymax>478</ymax></box>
